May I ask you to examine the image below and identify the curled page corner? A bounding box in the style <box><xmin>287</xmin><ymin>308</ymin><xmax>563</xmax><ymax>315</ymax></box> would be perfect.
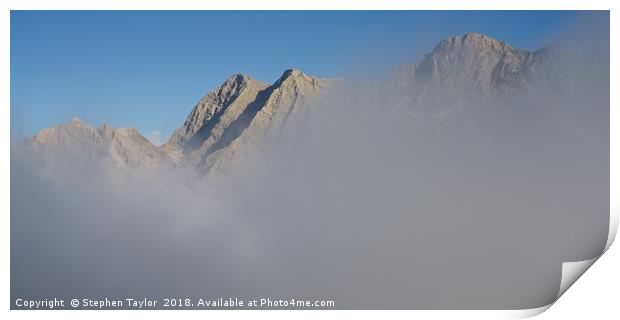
<box><xmin>505</xmin><ymin>204</ymin><xmax>619</xmax><ymax>319</ymax></box>
<box><xmin>557</xmin><ymin>258</ymin><xmax>598</xmax><ymax>298</ymax></box>
<box><xmin>502</xmin><ymin>259</ymin><xmax>599</xmax><ymax>319</ymax></box>
<box><xmin>557</xmin><ymin>202</ymin><xmax>618</xmax><ymax>299</ymax></box>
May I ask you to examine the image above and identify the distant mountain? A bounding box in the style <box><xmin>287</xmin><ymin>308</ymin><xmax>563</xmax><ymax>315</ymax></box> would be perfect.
<box><xmin>391</xmin><ymin>33</ymin><xmax>552</xmax><ymax>96</ymax></box>
<box><xmin>387</xmin><ymin>33</ymin><xmax>553</xmax><ymax>126</ymax></box>
<box><xmin>27</xmin><ymin>117</ymin><xmax>173</xmax><ymax>168</ymax></box>
<box><xmin>25</xmin><ymin>33</ymin><xmax>555</xmax><ymax>176</ymax></box>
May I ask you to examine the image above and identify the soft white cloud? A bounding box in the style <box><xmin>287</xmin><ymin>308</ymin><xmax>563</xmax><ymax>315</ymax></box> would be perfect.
<box><xmin>147</xmin><ymin>130</ymin><xmax>164</xmax><ymax>146</ymax></box>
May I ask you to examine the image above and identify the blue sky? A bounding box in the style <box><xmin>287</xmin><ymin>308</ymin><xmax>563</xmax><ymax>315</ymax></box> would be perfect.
<box><xmin>11</xmin><ymin>11</ymin><xmax>591</xmax><ymax>142</ymax></box>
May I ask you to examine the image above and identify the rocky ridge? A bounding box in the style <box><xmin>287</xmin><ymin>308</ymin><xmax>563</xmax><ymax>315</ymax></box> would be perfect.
<box><xmin>27</xmin><ymin>33</ymin><xmax>554</xmax><ymax>175</ymax></box>
<box><xmin>27</xmin><ymin>117</ymin><xmax>173</xmax><ymax>168</ymax></box>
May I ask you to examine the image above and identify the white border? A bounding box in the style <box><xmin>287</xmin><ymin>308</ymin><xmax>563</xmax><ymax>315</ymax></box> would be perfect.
<box><xmin>1</xmin><ymin>1</ymin><xmax>617</xmax><ymax>319</ymax></box>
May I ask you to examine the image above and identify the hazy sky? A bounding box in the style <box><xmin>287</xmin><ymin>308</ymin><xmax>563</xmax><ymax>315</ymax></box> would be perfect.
<box><xmin>10</xmin><ymin>11</ymin><xmax>587</xmax><ymax>140</ymax></box>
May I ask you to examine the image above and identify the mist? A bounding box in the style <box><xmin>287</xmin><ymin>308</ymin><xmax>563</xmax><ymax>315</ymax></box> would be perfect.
<box><xmin>11</xmin><ymin>16</ymin><xmax>609</xmax><ymax>309</ymax></box>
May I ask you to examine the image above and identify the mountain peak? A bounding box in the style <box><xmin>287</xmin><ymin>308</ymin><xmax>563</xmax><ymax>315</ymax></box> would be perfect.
<box><xmin>28</xmin><ymin>32</ymin><xmax>556</xmax><ymax>174</ymax></box>
<box><xmin>432</xmin><ymin>33</ymin><xmax>514</xmax><ymax>55</ymax></box>
<box><xmin>282</xmin><ymin>68</ymin><xmax>305</xmax><ymax>77</ymax></box>
<box><xmin>277</xmin><ymin>68</ymin><xmax>312</xmax><ymax>83</ymax></box>
<box><xmin>208</xmin><ymin>73</ymin><xmax>256</xmax><ymax>100</ymax></box>
<box><xmin>389</xmin><ymin>32</ymin><xmax>551</xmax><ymax>109</ymax></box>
<box><xmin>273</xmin><ymin>68</ymin><xmax>328</xmax><ymax>89</ymax></box>
<box><xmin>68</xmin><ymin>116</ymin><xmax>88</xmax><ymax>128</ymax></box>
<box><xmin>462</xmin><ymin>32</ymin><xmax>497</xmax><ymax>42</ymax></box>
<box><xmin>222</xmin><ymin>73</ymin><xmax>252</xmax><ymax>86</ymax></box>
<box><xmin>205</xmin><ymin>73</ymin><xmax>259</xmax><ymax>106</ymax></box>
<box><xmin>167</xmin><ymin>72</ymin><xmax>270</xmax><ymax>150</ymax></box>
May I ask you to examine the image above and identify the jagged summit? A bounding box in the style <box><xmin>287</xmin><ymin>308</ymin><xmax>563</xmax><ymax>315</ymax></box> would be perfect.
<box><xmin>209</xmin><ymin>73</ymin><xmax>261</xmax><ymax>106</ymax></box>
<box><xmin>432</xmin><ymin>33</ymin><xmax>515</xmax><ymax>54</ymax></box>
<box><xmin>256</xmin><ymin>68</ymin><xmax>329</xmax><ymax>122</ymax></box>
<box><xmin>167</xmin><ymin>73</ymin><xmax>269</xmax><ymax>149</ymax></box>
<box><xmin>69</xmin><ymin>116</ymin><xmax>86</xmax><ymax>125</ymax></box>
<box><xmin>221</xmin><ymin>73</ymin><xmax>253</xmax><ymax>87</ymax></box>
<box><xmin>274</xmin><ymin>68</ymin><xmax>331</xmax><ymax>91</ymax></box>
<box><xmin>174</xmin><ymin>67</ymin><xmax>331</xmax><ymax>174</ymax></box>
<box><xmin>64</xmin><ymin>118</ymin><xmax>142</xmax><ymax>137</ymax></box>
<box><xmin>279</xmin><ymin>68</ymin><xmax>306</xmax><ymax>80</ymax></box>
<box><xmin>390</xmin><ymin>32</ymin><xmax>553</xmax><ymax>106</ymax></box>
<box><xmin>31</xmin><ymin>66</ymin><xmax>333</xmax><ymax>172</ymax></box>
<box><xmin>167</xmin><ymin>67</ymin><xmax>331</xmax><ymax>166</ymax></box>
<box><xmin>274</xmin><ymin>68</ymin><xmax>327</xmax><ymax>87</ymax></box>
<box><xmin>28</xmin><ymin>118</ymin><xmax>171</xmax><ymax>168</ymax></box>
